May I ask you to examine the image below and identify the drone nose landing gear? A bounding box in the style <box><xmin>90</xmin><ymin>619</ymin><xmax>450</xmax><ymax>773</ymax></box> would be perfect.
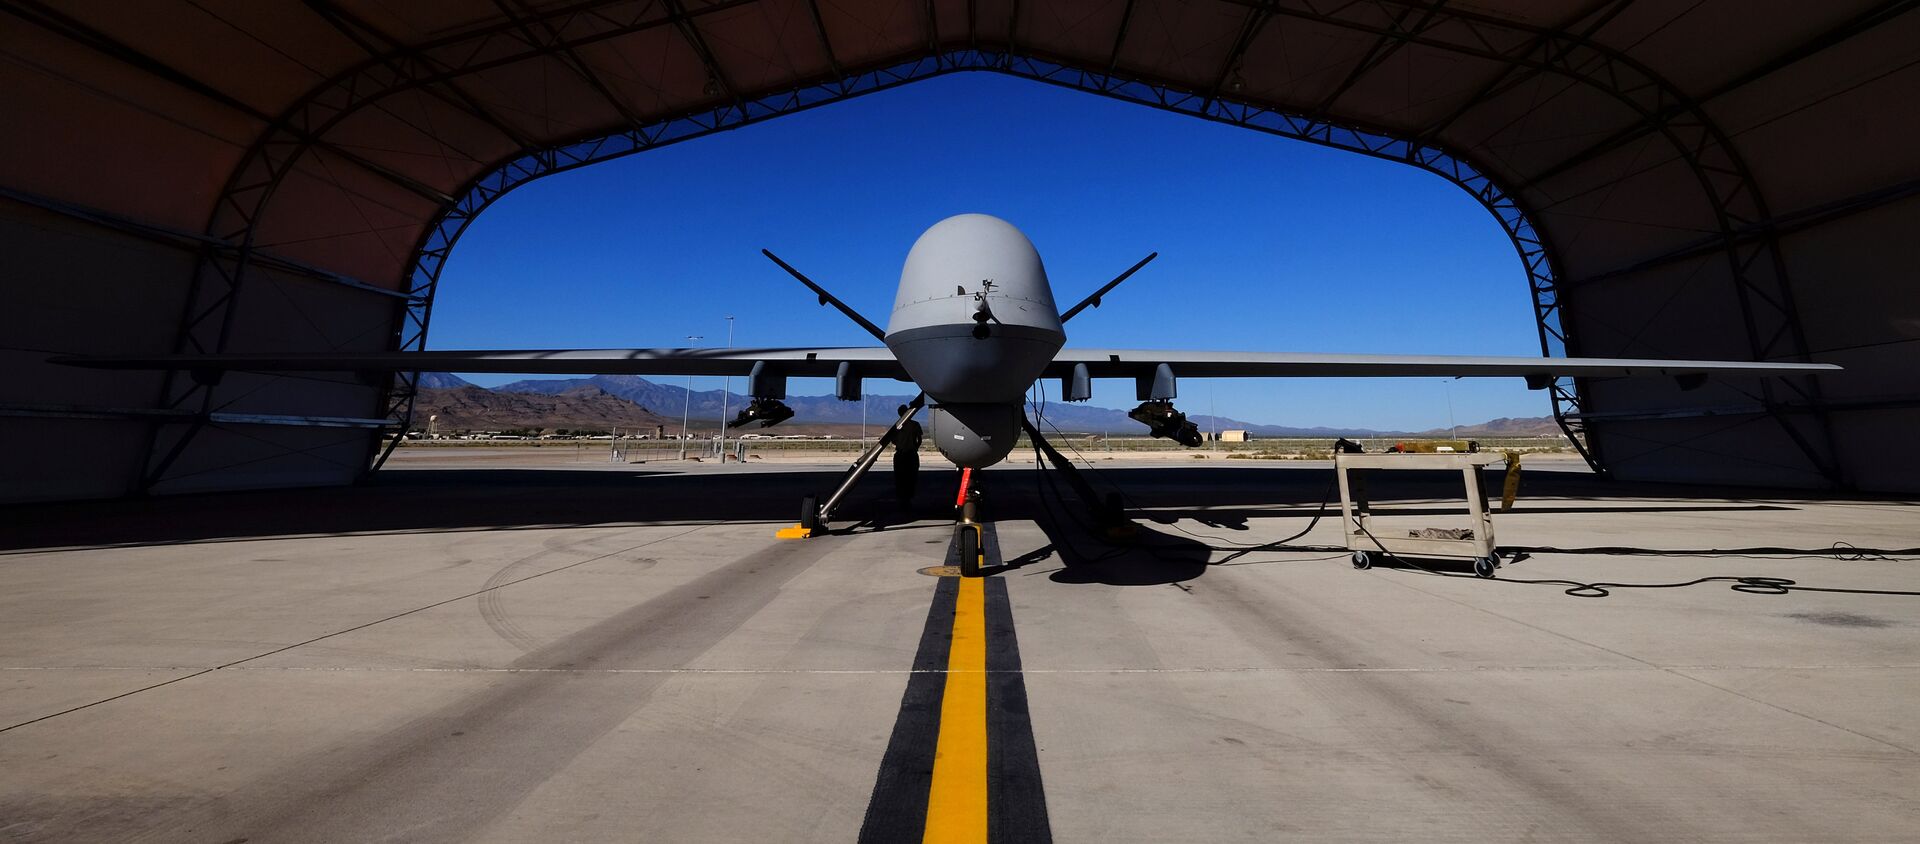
<box><xmin>954</xmin><ymin>471</ymin><xmax>985</xmax><ymax>577</ymax></box>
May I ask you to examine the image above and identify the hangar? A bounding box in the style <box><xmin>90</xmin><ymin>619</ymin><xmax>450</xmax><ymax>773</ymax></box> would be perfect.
<box><xmin>4</xmin><ymin>0</ymin><xmax>1916</xmax><ymax>501</ymax></box>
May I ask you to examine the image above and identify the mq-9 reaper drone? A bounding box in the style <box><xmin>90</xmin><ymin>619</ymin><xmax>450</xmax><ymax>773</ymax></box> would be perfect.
<box><xmin>59</xmin><ymin>214</ymin><xmax>1839</xmax><ymax>575</ymax></box>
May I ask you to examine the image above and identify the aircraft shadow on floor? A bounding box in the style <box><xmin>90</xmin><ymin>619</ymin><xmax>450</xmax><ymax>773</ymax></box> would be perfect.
<box><xmin>1</xmin><ymin>465</ymin><xmax>1896</xmax><ymax>554</ymax></box>
<box><xmin>979</xmin><ymin>519</ymin><xmax>1211</xmax><ymax>587</ymax></box>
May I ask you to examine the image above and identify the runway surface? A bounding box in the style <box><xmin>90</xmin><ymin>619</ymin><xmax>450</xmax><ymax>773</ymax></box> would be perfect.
<box><xmin>3</xmin><ymin>460</ymin><xmax>1918</xmax><ymax>841</ymax></box>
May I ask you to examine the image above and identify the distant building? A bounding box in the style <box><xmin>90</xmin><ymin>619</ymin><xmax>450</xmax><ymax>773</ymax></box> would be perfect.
<box><xmin>1220</xmin><ymin>430</ymin><xmax>1251</xmax><ymax>442</ymax></box>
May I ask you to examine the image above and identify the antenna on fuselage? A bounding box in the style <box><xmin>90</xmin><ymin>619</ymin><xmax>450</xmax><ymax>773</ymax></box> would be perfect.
<box><xmin>760</xmin><ymin>249</ymin><xmax>888</xmax><ymax>342</ymax></box>
<box><xmin>1059</xmin><ymin>252</ymin><xmax>1159</xmax><ymax>323</ymax></box>
<box><xmin>968</xmin><ymin>279</ymin><xmax>1001</xmax><ymax>339</ymax></box>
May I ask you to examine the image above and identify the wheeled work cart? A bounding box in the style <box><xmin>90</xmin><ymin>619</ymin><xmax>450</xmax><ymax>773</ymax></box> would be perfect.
<box><xmin>1336</xmin><ymin>451</ymin><xmax>1508</xmax><ymax>577</ymax></box>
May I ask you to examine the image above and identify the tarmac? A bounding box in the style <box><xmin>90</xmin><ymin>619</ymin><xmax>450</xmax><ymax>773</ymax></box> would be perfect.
<box><xmin>2</xmin><ymin>455</ymin><xmax>1918</xmax><ymax>842</ymax></box>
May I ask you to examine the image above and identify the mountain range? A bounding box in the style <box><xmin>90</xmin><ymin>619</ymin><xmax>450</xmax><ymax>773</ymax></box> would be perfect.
<box><xmin>413</xmin><ymin>385</ymin><xmax>673</xmax><ymax>434</ymax></box>
<box><xmin>414</xmin><ymin>373</ymin><xmax>1565</xmax><ymax>438</ymax></box>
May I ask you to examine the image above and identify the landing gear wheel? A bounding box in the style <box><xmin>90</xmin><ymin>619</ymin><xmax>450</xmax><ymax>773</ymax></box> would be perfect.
<box><xmin>1351</xmin><ymin>550</ymin><xmax>1372</xmax><ymax>570</ymax></box>
<box><xmin>799</xmin><ymin>495</ymin><xmax>820</xmax><ymax>533</ymax></box>
<box><xmin>1473</xmin><ymin>556</ymin><xmax>1498</xmax><ymax>578</ymax></box>
<box><xmin>957</xmin><ymin>524</ymin><xmax>981</xmax><ymax>578</ymax></box>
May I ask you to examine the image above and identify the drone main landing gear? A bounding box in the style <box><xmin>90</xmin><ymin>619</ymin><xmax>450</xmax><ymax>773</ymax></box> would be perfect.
<box><xmin>778</xmin><ymin>397</ymin><xmax>924</xmax><ymax>539</ymax></box>
<box><xmin>1021</xmin><ymin>418</ymin><xmax>1134</xmax><ymax>540</ymax></box>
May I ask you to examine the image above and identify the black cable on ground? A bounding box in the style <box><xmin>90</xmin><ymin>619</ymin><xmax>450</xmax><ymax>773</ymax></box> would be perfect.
<box><xmin>1354</xmin><ymin>522</ymin><xmax>1920</xmax><ymax>599</ymax></box>
<box><xmin>1032</xmin><ymin>412</ymin><xmax>1337</xmax><ymax>554</ymax></box>
<box><xmin>1505</xmin><ymin>542</ymin><xmax>1920</xmax><ymax>561</ymax></box>
<box><xmin>1021</xmin><ymin>388</ymin><xmax>1920</xmax><ymax>596</ymax></box>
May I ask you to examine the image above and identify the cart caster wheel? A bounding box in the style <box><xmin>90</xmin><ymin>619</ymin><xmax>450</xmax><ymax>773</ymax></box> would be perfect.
<box><xmin>1351</xmin><ymin>551</ymin><xmax>1372</xmax><ymax>570</ymax></box>
<box><xmin>1473</xmin><ymin>556</ymin><xmax>1497</xmax><ymax>578</ymax></box>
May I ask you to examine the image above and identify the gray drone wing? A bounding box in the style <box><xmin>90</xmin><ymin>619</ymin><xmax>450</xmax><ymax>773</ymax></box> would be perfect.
<box><xmin>52</xmin><ymin>347</ymin><xmax>910</xmax><ymax>379</ymax></box>
<box><xmin>55</xmin><ymin>347</ymin><xmax>1838</xmax><ymax>385</ymax></box>
<box><xmin>1043</xmin><ymin>350</ymin><xmax>1838</xmax><ymax>381</ymax></box>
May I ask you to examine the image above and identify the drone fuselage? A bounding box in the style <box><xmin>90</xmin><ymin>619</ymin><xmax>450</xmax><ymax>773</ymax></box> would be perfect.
<box><xmin>883</xmin><ymin>214</ymin><xmax>1065</xmax><ymax>468</ymax></box>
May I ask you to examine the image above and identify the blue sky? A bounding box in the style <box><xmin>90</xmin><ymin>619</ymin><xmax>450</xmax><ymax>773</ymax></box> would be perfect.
<box><xmin>431</xmin><ymin>73</ymin><xmax>1549</xmax><ymax>430</ymax></box>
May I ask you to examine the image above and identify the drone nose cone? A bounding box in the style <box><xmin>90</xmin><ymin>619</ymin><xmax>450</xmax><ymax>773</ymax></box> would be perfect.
<box><xmin>885</xmin><ymin>214</ymin><xmax>1065</xmax><ymax>403</ymax></box>
<box><xmin>912</xmin><ymin>214</ymin><xmax>1037</xmax><ymax>259</ymax></box>
<box><xmin>889</xmin><ymin>215</ymin><xmax>1060</xmax><ymax>327</ymax></box>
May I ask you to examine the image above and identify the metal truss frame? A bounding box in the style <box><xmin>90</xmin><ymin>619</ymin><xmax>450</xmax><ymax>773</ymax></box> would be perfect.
<box><xmin>0</xmin><ymin>186</ymin><xmax>408</xmax><ymax>438</ymax></box>
<box><xmin>149</xmin><ymin>0</ymin><xmax>762</xmax><ymax>490</ymax></box>
<box><xmin>1211</xmin><ymin>0</ymin><xmax>1844</xmax><ymax>484</ymax></box>
<box><xmin>367</xmin><ymin>47</ymin><xmax>1604</xmax><ymax>472</ymax></box>
<box><xmin>991</xmin><ymin>51</ymin><xmax>1602</xmax><ymax>471</ymax></box>
<box><xmin>159</xmin><ymin>0</ymin><xmax>1871</xmax><ymax>489</ymax></box>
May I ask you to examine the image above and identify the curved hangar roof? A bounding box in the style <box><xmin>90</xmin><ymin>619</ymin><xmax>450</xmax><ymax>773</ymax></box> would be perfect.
<box><xmin>3</xmin><ymin>1</ymin><xmax>1917</xmax><ymax>495</ymax></box>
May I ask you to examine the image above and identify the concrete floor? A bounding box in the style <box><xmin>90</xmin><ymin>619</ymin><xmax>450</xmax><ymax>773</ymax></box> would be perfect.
<box><xmin>2</xmin><ymin>459</ymin><xmax>1918</xmax><ymax>842</ymax></box>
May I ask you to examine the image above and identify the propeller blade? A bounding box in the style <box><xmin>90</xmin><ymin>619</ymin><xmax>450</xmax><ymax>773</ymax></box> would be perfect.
<box><xmin>1059</xmin><ymin>252</ymin><xmax>1158</xmax><ymax>323</ymax></box>
<box><xmin>761</xmin><ymin>249</ymin><xmax>888</xmax><ymax>341</ymax></box>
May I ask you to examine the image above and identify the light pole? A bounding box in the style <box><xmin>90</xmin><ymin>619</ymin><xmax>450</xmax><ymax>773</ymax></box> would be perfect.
<box><xmin>680</xmin><ymin>334</ymin><xmax>701</xmax><ymax>459</ymax></box>
<box><xmin>718</xmin><ymin>315</ymin><xmax>734</xmax><ymax>462</ymax></box>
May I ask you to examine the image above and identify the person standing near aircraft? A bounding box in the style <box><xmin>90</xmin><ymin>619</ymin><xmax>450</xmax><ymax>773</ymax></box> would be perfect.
<box><xmin>893</xmin><ymin>404</ymin><xmax>922</xmax><ymax>509</ymax></box>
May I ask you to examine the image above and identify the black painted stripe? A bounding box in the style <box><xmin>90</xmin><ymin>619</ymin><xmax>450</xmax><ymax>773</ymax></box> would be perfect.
<box><xmin>858</xmin><ymin>575</ymin><xmax>957</xmax><ymax>842</ymax></box>
<box><xmin>860</xmin><ymin>524</ymin><xmax>1052</xmax><ymax>843</ymax></box>
<box><xmin>984</xmin><ymin>574</ymin><xmax>1052</xmax><ymax>843</ymax></box>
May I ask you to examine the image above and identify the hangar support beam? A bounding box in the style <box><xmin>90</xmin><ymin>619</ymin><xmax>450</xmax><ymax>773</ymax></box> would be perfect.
<box><xmin>154</xmin><ymin>0</ymin><xmax>766</xmax><ymax>488</ymax></box>
<box><xmin>355</xmin><ymin>46</ymin><xmax>1610</xmax><ymax>475</ymax></box>
<box><xmin>1409</xmin><ymin>0</ymin><xmax>1637</xmax><ymax>145</ymax></box>
<box><xmin>1201</xmin><ymin>0</ymin><xmax>1846</xmax><ymax>485</ymax></box>
<box><xmin>663</xmin><ymin>0</ymin><xmax>746</xmax><ymax>117</ymax></box>
<box><xmin>1515</xmin><ymin>0</ymin><xmax>1919</xmax><ymax>192</ymax></box>
<box><xmin>1103</xmin><ymin>0</ymin><xmax>1135</xmax><ymax>81</ymax></box>
<box><xmin>0</xmin><ymin>0</ymin><xmax>458</xmax><ymax>208</ymax></box>
<box><xmin>1310</xmin><ymin>1</ymin><xmax>1448</xmax><ymax>118</ymax></box>
<box><xmin>301</xmin><ymin>0</ymin><xmax>540</xmax><ymax>150</ymax></box>
<box><xmin>140</xmin><ymin>1</ymin><xmax>1639</xmax><ymax>488</ymax></box>
<box><xmin>141</xmin><ymin>1</ymin><xmax>1877</xmax><ymax>490</ymax></box>
<box><xmin>490</xmin><ymin>0</ymin><xmax>654</xmax><ymax>133</ymax></box>
<box><xmin>1197</xmin><ymin>6</ymin><xmax>1267</xmax><ymax>115</ymax></box>
<box><xmin>0</xmin><ymin>188</ymin><xmax>415</xmax><ymax>304</ymax></box>
<box><xmin>987</xmin><ymin>52</ymin><xmax>1604</xmax><ymax>471</ymax></box>
<box><xmin>803</xmin><ymin>0</ymin><xmax>843</xmax><ymax>79</ymax></box>
<box><xmin>1568</xmin><ymin>178</ymin><xmax>1920</xmax><ymax>292</ymax></box>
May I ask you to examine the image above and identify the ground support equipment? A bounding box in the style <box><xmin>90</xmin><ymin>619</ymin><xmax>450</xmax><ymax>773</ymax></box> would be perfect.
<box><xmin>1337</xmin><ymin>451</ymin><xmax>1509</xmax><ymax>577</ymax></box>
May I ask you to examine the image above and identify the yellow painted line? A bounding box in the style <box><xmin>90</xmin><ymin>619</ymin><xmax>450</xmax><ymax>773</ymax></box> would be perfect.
<box><xmin>924</xmin><ymin>576</ymin><xmax>987</xmax><ymax>843</ymax></box>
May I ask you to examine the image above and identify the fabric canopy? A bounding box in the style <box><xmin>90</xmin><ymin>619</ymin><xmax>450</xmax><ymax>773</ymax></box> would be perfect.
<box><xmin>4</xmin><ymin>1</ymin><xmax>1915</xmax><ymax>497</ymax></box>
